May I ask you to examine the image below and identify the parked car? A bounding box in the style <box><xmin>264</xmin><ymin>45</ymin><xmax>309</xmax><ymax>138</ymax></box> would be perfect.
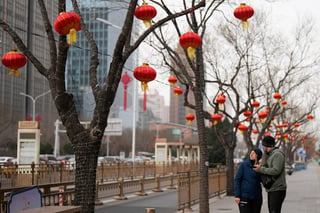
<box><xmin>57</xmin><ymin>155</ymin><xmax>75</xmax><ymax>163</ymax></box>
<box><xmin>39</xmin><ymin>154</ymin><xmax>60</xmax><ymax>166</ymax></box>
<box><xmin>0</xmin><ymin>156</ymin><xmax>15</xmax><ymax>165</ymax></box>
<box><xmin>0</xmin><ymin>157</ymin><xmax>16</xmax><ymax>178</ymax></box>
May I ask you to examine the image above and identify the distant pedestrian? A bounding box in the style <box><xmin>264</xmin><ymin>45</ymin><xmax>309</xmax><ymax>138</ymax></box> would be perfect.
<box><xmin>234</xmin><ymin>148</ymin><xmax>263</xmax><ymax>213</ymax></box>
<box><xmin>253</xmin><ymin>136</ymin><xmax>286</xmax><ymax>213</ymax></box>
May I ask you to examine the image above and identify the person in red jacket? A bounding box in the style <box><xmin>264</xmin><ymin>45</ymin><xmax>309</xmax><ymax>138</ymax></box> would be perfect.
<box><xmin>234</xmin><ymin>148</ymin><xmax>263</xmax><ymax>213</ymax></box>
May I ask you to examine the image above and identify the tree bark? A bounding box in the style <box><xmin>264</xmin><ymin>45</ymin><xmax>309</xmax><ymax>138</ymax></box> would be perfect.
<box><xmin>225</xmin><ymin>148</ymin><xmax>235</xmax><ymax>196</ymax></box>
<box><xmin>73</xmin><ymin>134</ymin><xmax>101</xmax><ymax>212</ymax></box>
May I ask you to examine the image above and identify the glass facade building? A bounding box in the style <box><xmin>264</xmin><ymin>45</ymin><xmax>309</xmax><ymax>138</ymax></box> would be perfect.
<box><xmin>0</xmin><ymin>0</ymin><xmax>59</xmax><ymax>154</ymax></box>
<box><xmin>66</xmin><ymin>0</ymin><xmax>135</xmax><ymax>121</ymax></box>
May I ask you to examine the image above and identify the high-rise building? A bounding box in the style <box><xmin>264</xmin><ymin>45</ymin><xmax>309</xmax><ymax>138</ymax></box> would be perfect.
<box><xmin>66</xmin><ymin>0</ymin><xmax>135</xmax><ymax>121</ymax></box>
<box><xmin>137</xmin><ymin>89</ymin><xmax>168</xmax><ymax>129</ymax></box>
<box><xmin>0</xmin><ymin>1</ymin><xmax>59</xmax><ymax>154</ymax></box>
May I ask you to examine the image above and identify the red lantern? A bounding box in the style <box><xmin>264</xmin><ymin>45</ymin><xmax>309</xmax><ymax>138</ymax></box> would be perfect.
<box><xmin>294</xmin><ymin>122</ymin><xmax>300</xmax><ymax>130</ymax></box>
<box><xmin>264</xmin><ymin>132</ymin><xmax>271</xmax><ymax>137</ymax></box>
<box><xmin>54</xmin><ymin>12</ymin><xmax>81</xmax><ymax>44</ymax></box>
<box><xmin>258</xmin><ymin>111</ymin><xmax>268</xmax><ymax>123</ymax></box>
<box><xmin>173</xmin><ymin>87</ymin><xmax>183</xmax><ymax>97</ymax></box>
<box><xmin>35</xmin><ymin>115</ymin><xmax>42</xmax><ymax>121</ymax></box>
<box><xmin>26</xmin><ymin>116</ymin><xmax>32</xmax><ymax>121</ymax></box>
<box><xmin>252</xmin><ymin>129</ymin><xmax>259</xmax><ymax>134</ymax></box>
<box><xmin>121</xmin><ymin>72</ymin><xmax>132</xmax><ymax>111</ymax></box>
<box><xmin>281</xmin><ymin>100</ymin><xmax>287</xmax><ymax>107</ymax></box>
<box><xmin>179</xmin><ymin>31</ymin><xmax>202</xmax><ymax>59</ymax></box>
<box><xmin>186</xmin><ymin>113</ymin><xmax>195</xmax><ymax>125</ymax></box>
<box><xmin>233</xmin><ymin>3</ymin><xmax>254</xmax><ymax>29</ymax></box>
<box><xmin>1</xmin><ymin>49</ymin><xmax>27</xmax><ymax>76</ymax></box>
<box><xmin>134</xmin><ymin>63</ymin><xmax>156</xmax><ymax>111</ymax></box>
<box><xmin>215</xmin><ymin>94</ymin><xmax>226</xmax><ymax>109</ymax></box>
<box><xmin>273</xmin><ymin>93</ymin><xmax>282</xmax><ymax>103</ymax></box>
<box><xmin>238</xmin><ymin>123</ymin><xmax>248</xmax><ymax>134</ymax></box>
<box><xmin>168</xmin><ymin>76</ymin><xmax>178</xmax><ymax>87</ymax></box>
<box><xmin>307</xmin><ymin>114</ymin><xmax>314</xmax><ymax>120</ymax></box>
<box><xmin>134</xmin><ymin>1</ymin><xmax>157</xmax><ymax>27</ymax></box>
<box><xmin>283</xmin><ymin>133</ymin><xmax>289</xmax><ymax>142</ymax></box>
<box><xmin>252</xmin><ymin>101</ymin><xmax>260</xmax><ymax>110</ymax></box>
<box><xmin>211</xmin><ymin>113</ymin><xmax>223</xmax><ymax>126</ymax></box>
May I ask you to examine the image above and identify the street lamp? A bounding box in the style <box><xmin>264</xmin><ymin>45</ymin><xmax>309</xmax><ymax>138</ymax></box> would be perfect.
<box><xmin>96</xmin><ymin>17</ymin><xmax>138</xmax><ymax>162</ymax></box>
<box><xmin>19</xmin><ymin>90</ymin><xmax>51</xmax><ymax>121</ymax></box>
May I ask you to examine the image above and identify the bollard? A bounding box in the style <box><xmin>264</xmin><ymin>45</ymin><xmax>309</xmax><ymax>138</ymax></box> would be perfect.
<box><xmin>145</xmin><ymin>208</ymin><xmax>156</xmax><ymax>213</ymax></box>
<box><xmin>113</xmin><ymin>178</ymin><xmax>127</xmax><ymax>200</ymax></box>
<box><xmin>58</xmin><ymin>186</ymin><xmax>64</xmax><ymax>206</ymax></box>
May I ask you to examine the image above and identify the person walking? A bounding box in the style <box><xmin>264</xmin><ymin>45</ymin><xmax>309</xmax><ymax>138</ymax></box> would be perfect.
<box><xmin>234</xmin><ymin>148</ymin><xmax>263</xmax><ymax>213</ymax></box>
<box><xmin>253</xmin><ymin>136</ymin><xmax>287</xmax><ymax>213</ymax></box>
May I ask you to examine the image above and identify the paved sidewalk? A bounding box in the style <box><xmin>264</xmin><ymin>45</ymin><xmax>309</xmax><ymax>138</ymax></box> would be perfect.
<box><xmin>189</xmin><ymin>161</ymin><xmax>320</xmax><ymax>213</ymax></box>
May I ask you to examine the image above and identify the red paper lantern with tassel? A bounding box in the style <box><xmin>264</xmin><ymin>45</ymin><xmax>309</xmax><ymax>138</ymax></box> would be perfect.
<box><xmin>238</xmin><ymin>123</ymin><xmax>248</xmax><ymax>134</ymax></box>
<box><xmin>216</xmin><ymin>94</ymin><xmax>226</xmax><ymax>109</ymax></box>
<box><xmin>186</xmin><ymin>113</ymin><xmax>195</xmax><ymax>125</ymax></box>
<box><xmin>1</xmin><ymin>49</ymin><xmax>27</xmax><ymax>76</ymax></box>
<box><xmin>233</xmin><ymin>3</ymin><xmax>254</xmax><ymax>29</ymax></box>
<box><xmin>179</xmin><ymin>31</ymin><xmax>202</xmax><ymax>59</ymax></box>
<box><xmin>173</xmin><ymin>87</ymin><xmax>183</xmax><ymax>97</ymax></box>
<box><xmin>273</xmin><ymin>93</ymin><xmax>282</xmax><ymax>103</ymax></box>
<box><xmin>134</xmin><ymin>63</ymin><xmax>156</xmax><ymax>111</ymax></box>
<box><xmin>281</xmin><ymin>100</ymin><xmax>287</xmax><ymax>107</ymax></box>
<box><xmin>252</xmin><ymin>101</ymin><xmax>260</xmax><ymax>109</ymax></box>
<box><xmin>121</xmin><ymin>72</ymin><xmax>132</xmax><ymax>111</ymax></box>
<box><xmin>134</xmin><ymin>1</ymin><xmax>157</xmax><ymax>27</ymax></box>
<box><xmin>307</xmin><ymin>114</ymin><xmax>314</xmax><ymax>120</ymax></box>
<box><xmin>211</xmin><ymin>113</ymin><xmax>223</xmax><ymax>126</ymax></box>
<box><xmin>168</xmin><ymin>76</ymin><xmax>178</xmax><ymax>87</ymax></box>
<box><xmin>258</xmin><ymin>111</ymin><xmax>268</xmax><ymax>123</ymax></box>
<box><xmin>54</xmin><ymin>12</ymin><xmax>81</xmax><ymax>45</ymax></box>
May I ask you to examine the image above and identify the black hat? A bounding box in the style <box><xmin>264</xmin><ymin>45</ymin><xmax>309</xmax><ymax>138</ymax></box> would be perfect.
<box><xmin>253</xmin><ymin>148</ymin><xmax>262</xmax><ymax>161</ymax></box>
<box><xmin>262</xmin><ymin>136</ymin><xmax>275</xmax><ymax>147</ymax></box>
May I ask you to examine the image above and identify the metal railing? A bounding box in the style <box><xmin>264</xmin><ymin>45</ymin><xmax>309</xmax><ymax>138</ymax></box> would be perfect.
<box><xmin>0</xmin><ymin>161</ymin><xmax>199</xmax><ymax>188</ymax></box>
<box><xmin>0</xmin><ymin>162</ymin><xmax>227</xmax><ymax>213</ymax></box>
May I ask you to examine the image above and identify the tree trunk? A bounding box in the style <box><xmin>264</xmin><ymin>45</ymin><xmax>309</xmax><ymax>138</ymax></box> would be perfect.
<box><xmin>193</xmin><ymin>89</ymin><xmax>209</xmax><ymax>213</ymax></box>
<box><xmin>225</xmin><ymin>148</ymin><xmax>235</xmax><ymax>196</ymax></box>
<box><xmin>73</xmin><ymin>136</ymin><xmax>101</xmax><ymax>213</ymax></box>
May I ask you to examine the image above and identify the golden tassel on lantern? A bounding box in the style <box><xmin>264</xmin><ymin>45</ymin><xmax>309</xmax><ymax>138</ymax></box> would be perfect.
<box><xmin>68</xmin><ymin>28</ymin><xmax>77</xmax><ymax>45</ymax></box>
<box><xmin>187</xmin><ymin>47</ymin><xmax>196</xmax><ymax>59</ymax></box>
<box><xmin>141</xmin><ymin>82</ymin><xmax>149</xmax><ymax>91</ymax></box>
<box><xmin>143</xmin><ymin>20</ymin><xmax>152</xmax><ymax>27</ymax></box>
<box><xmin>8</xmin><ymin>69</ymin><xmax>20</xmax><ymax>77</ymax></box>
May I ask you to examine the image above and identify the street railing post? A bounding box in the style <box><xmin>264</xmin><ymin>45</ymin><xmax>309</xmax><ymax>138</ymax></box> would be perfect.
<box><xmin>167</xmin><ymin>172</ymin><xmax>176</xmax><ymax>189</ymax></box>
<box><xmin>135</xmin><ymin>176</ymin><xmax>147</xmax><ymax>196</ymax></box>
<box><xmin>113</xmin><ymin>178</ymin><xmax>127</xmax><ymax>200</ymax></box>
<box><xmin>152</xmin><ymin>174</ymin><xmax>163</xmax><ymax>192</ymax></box>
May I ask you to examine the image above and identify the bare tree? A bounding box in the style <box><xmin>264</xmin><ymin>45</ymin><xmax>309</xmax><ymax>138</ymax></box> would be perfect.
<box><xmin>0</xmin><ymin>0</ymin><xmax>206</xmax><ymax>212</ymax></box>
<box><xmin>147</xmin><ymin>5</ymin><xmax>320</xmax><ymax>198</ymax></box>
<box><xmin>204</xmin><ymin>12</ymin><xmax>320</xmax><ymax>194</ymax></box>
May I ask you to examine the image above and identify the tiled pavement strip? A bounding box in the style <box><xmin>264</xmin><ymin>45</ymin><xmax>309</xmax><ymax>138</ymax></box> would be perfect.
<box><xmin>187</xmin><ymin>161</ymin><xmax>320</xmax><ymax>213</ymax></box>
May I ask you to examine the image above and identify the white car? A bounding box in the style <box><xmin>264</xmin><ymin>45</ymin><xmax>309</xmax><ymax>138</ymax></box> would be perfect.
<box><xmin>0</xmin><ymin>156</ymin><xmax>15</xmax><ymax>165</ymax></box>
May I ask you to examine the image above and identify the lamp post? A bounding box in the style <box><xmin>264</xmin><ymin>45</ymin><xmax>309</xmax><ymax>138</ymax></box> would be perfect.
<box><xmin>19</xmin><ymin>90</ymin><xmax>51</xmax><ymax>121</ymax></box>
<box><xmin>96</xmin><ymin>17</ymin><xmax>138</xmax><ymax>162</ymax></box>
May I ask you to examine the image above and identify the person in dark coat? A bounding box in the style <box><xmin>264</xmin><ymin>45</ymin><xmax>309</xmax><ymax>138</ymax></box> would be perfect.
<box><xmin>234</xmin><ymin>148</ymin><xmax>263</xmax><ymax>213</ymax></box>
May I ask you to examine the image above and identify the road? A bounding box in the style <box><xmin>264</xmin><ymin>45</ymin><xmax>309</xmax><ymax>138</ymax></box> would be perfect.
<box><xmin>95</xmin><ymin>188</ymin><xmax>178</xmax><ymax>213</ymax></box>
